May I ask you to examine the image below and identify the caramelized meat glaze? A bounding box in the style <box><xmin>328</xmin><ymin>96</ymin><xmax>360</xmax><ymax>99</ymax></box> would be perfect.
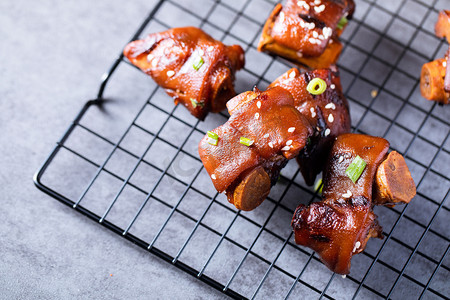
<box><xmin>258</xmin><ymin>0</ymin><xmax>355</xmax><ymax>69</ymax></box>
<box><xmin>269</xmin><ymin>66</ymin><xmax>350</xmax><ymax>185</ymax></box>
<box><xmin>292</xmin><ymin>133</ymin><xmax>415</xmax><ymax>274</ymax></box>
<box><xmin>124</xmin><ymin>27</ymin><xmax>245</xmax><ymax>119</ymax></box>
<box><xmin>420</xmin><ymin>10</ymin><xmax>450</xmax><ymax>105</ymax></box>
<box><xmin>199</xmin><ymin>87</ymin><xmax>312</xmax><ymax>211</ymax></box>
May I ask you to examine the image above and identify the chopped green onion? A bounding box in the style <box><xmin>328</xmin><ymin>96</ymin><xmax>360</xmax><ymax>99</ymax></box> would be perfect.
<box><xmin>207</xmin><ymin>131</ymin><xmax>218</xmax><ymax>139</ymax></box>
<box><xmin>314</xmin><ymin>178</ymin><xmax>323</xmax><ymax>194</ymax></box>
<box><xmin>207</xmin><ymin>131</ymin><xmax>218</xmax><ymax>146</ymax></box>
<box><xmin>208</xmin><ymin>137</ymin><xmax>218</xmax><ymax>146</ymax></box>
<box><xmin>190</xmin><ymin>98</ymin><xmax>204</xmax><ymax>108</ymax></box>
<box><xmin>193</xmin><ymin>55</ymin><xmax>204</xmax><ymax>71</ymax></box>
<box><xmin>336</xmin><ymin>16</ymin><xmax>348</xmax><ymax>30</ymax></box>
<box><xmin>240</xmin><ymin>137</ymin><xmax>254</xmax><ymax>146</ymax></box>
<box><xmin>345</xmin><ymin>155</ymin><xmax>367</xmax><ymax>183</ymax></box>
<box><xmin>306</xmin><ymin>78</ymin><xmax>327</xmax><ymax>95</ymax></box>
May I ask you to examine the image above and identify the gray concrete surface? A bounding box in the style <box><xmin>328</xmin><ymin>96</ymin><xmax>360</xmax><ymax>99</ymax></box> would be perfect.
<box><xmin>0</xmin><ymin>0</ymin><xmax>224</xmax><ymax>298</ymax></box>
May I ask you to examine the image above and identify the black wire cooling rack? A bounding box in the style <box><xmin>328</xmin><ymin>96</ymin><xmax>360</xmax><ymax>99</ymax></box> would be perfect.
<box><xmin>34</xmin><ymin>0</ymin><xmax>450</xmax><ymax>298</ymax></box>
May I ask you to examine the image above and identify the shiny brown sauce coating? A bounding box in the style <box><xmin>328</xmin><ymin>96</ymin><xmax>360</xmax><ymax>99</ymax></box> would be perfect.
<box><xmin>258</xmin><ymin>0</ymin><xmax>355</xmax><ymax>68</ymax></box>
<box><xmin>269</xmin><ymin>67</ymin><xmax>351</xmax><ymax>185</ymax></box>
<box><xmin>124</xmin><ymin>27</ymin><xmax>245</xmax><ymax>119</ymax></box>
<box><xmin>292</xmin><ymin>133</ymin><xmax>389</xmax><ymax>274</ymax></box>
<box><xmin>198</xmin><ymin>87</ymin><xmax>312</xmax><ymax>210</ymax></box>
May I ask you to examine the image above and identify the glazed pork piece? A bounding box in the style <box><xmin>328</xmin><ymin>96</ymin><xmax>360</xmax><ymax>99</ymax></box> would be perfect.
<box><xmin>258</xmin><ymin>0</ymin><xmax>355</xmax><ymax>69</ymax></box>
<box><xmin>198</xmin><ymin>87</ymin><xmax>313</xmax><ymax>211</ymax></box>
<box><xmin>269</xmin><ymin>66</ymin><xmax>351</xmax><ymax>185</ymax></box>
<box><xmin>123</xmin><ymin>27</ymin><xmax>245</xmax><ymax>119</ymax></box>
<box><xmin>292</xmin><ymin>134</ymin><xmax>416</xmax><ymax>274</ymax></box>
<box><xmin>420</xmin><ymin>10</ymin><xmax>450</xmax><ymax>105</ymax></box>
<box><xmin>421</xmin><ymin>57</ymin><xmax>449</xmax><ymax>105</ymax></box>
<box><xmin>435</xmin><ymin>10</ymin><xmax>450</xmax><ymax>43</ymax></box>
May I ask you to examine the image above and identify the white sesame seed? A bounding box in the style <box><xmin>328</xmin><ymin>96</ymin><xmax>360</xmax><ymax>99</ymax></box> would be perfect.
<box><xmin>314</xmin><ymin>0</ymin><xmax>321</xmax><ymax>4</ymax></box>
<box><xmin>198</xmin><ymin>49</ymin><xmax>204</xmax><ymax>56</ymax></box>
<box><xmin>257</xmin><ymin>101</ymin><xmax>261</xmax><ymax>108</ymax></box>
<box><xmin>318</xmin><ymin>34</ymin><xmax>324</xmax><ymax>40</ymax></box>
<box><xmin>281</xmin><ymin>146</ymin><xmax>291</xmax><ymax>151</ymax></box>
<box><xmin>298</xmin><ymin>1</ymin><xmax>309</xmax><ymax>10</ymax></box>
<box><xmin>443</xmin><ymin>61</ymin><xmax>447</xmax><ymax>67</ymax></box>
<box><xmin>330</xmin><ymin>84</ymin><xmax>335</xmax><ymax>89</ymax></box>
<box><xmin>211</xmin><ymin>174</ymin><xmax>216</xmax><ymax>180</ymax></box>
<box><xmin>147</xmin><ymin>54</ymin><xmax>153</xmax><ymax>62</ymax></box>
<box><xmin>279</xmin><ymin>11</ymin><xmax>285</xmax><ymax>23</ymax></box>
<box><xmin>324</xmin><ymin>128</ymin><xmax>331</xmax><ymax>136</ymax></box>
<box><xmin>342</xmin><ymin>275</ymin><xmax>347</xmax><ymax>279</ymax></box>
<box><xmin>353</xmin><ymin>241</ymin><xmax>361</xmax><ymax>253</ymax></box>
<box><xmin>342</xmin><ymin>190</ymin><xmax>352</xmax><ymax>198</ymax></box>
<box><xmin>288</xmin><ymin>127</ymin><xmax>295</xmax><ymax>133</ymax></box>
<box><xmin>314</xmin><ymin>4</ymin><xmax>325</xmax><ymax>13</ymax></box>
<box><xmin>309</xmin><ymin>22</ymin><xmax>315</xmax><ymax>29</ymax></box>
<box><xmin>289</xmin><ymin>70</ymin><xmax>296</xmax><ymax>78</ymax></box>
<box><xmin>371</xmin><ymin>90</ymin><xmax>378</xmax><ymax>98</ymax></box>
<box><xmin>338</xmin><ymin>156</ymin><xmax>344</xmax><ymax>163</ymax></box>
<box><xmin>207</xmin><ymin>46</ymin><xmax>214</xmax><ymax>52</ymax></box>
<box><xmin>167</xmin><ymin>70</ymin><xmax>175</xmax><ymax>77</ymax></box>
<box><xmin>286</xmin><ymin>140</ymin><xmax>293</xmax><ymax>146</ymax></box>
<box><xmin>313</xmin><ymin>31</ymin><xmax>318</xmax><ymax>38</ymax></box>
<box><xmin>264</xmin><ymin>133</ymin><xmax>269</xmax><ymax>138</ymax></box>
<box><xmin>310</xmin><ymin>107</ymin><xmax>316</xmax><ymax>118</ymax></box>
<box><xmin>151</xmin><ymin>57</ymin><xmax>159</xmax><ymax>68</ymax></box>
<box><xmin>268</xmin><ymin>142</ymin><xmax>274</xmax><ymax>148</ymax></box>
<box><xmin>297</xmin><ymin>51</ymin><xmax>303</xmax><ymax>57</ymax></box>
<box><xmin>255</xmin><ymin>112</ymin><xmax>260</xmax><ymax>119</ymax></box>
<box><xmin>323</xmin><ymin>27</ymin><xmax>332</xmax><ymax>38</ymax></box>
<box><xmin>325</xmin><ymin>103</ymin><xmax>336</xmax><ymax>110</ymax></box>
<box><xmin>328</xmin><ymin>114</ymin><xmax>334</xmax><ymax>123</ymax></box>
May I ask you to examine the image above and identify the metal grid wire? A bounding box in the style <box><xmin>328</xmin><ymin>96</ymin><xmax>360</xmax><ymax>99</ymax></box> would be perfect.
<box><xmin>34</xmin><ymin>0</ymin><xmax>450</xmax><ymax>298</ymax></box>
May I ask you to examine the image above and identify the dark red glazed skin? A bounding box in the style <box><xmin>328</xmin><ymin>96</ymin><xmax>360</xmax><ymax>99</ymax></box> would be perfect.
<box><xmin>198</xmin><ymin>87</ymin><xmax>312</xmax><ymax>204</ymax></box>
<box><xmin>258</xmin><ymin>0</ymin><xmax>355</xmax><ymax>68</ymax></box>
<box><xmin>269</xmin><ymin>0</ymin><xmax>355</xmax><ymax>56</ymax></box>
<box><xmin>269</xmin><ymin>67</ymin><xmax>351</xmax><ymax>185</ymax></box>
<box><xmin>291</xmin><ymin>134</ymin><xmax>388</xmax><ymax>274</ymax></box>
<box><xmin>123</xmin><ymin>27</ymin><xmax>245</xmax><ymax>120</ymax></box>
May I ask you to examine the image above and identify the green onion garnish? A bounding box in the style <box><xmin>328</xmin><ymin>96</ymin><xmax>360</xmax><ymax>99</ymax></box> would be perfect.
<box><xmin>345</xmin><ymin>155</ymin><xmax>367</xmax><ymax>183</ymax></box>
<box><xmin>193</xmin><ymin>55</ymin><xmax>204</xmax><ymax>71</ymax></box>
<box><xmin>207</xmin><ymin>131</ymin><xmax>218</xmax><ymax>146</ymax></box>
<box><xmin>314</xmin><ymin>178</ymin><xmax>323</xmax><ymax>194</ymax></box>
<box><xmin>208</xmin><ymin>138</ymin><xmax>218</xmax><ymax>146</ymax></box>
<box><xmin>306</xmin><ymin>78</ymin><xmax>327</xmax><ymax>95</ymax></box>
<box><xmin>240</xmin><ymin>137</ymin><xmax>254</xmax><ymax>146</ymax></box>
<box><xmin>190</xmin><ymin>98</ymin><xmax>204</xmax><ymax>108</ymax></box>
<box><xmin>207</xmin><ymin>131</ymin><xmax>218</xmax><ymax>139</ymax></box>
<box><xmin>336</xmin><ymin>16</ymin><xmax>348</xmax><ymax>30</ymax></box>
